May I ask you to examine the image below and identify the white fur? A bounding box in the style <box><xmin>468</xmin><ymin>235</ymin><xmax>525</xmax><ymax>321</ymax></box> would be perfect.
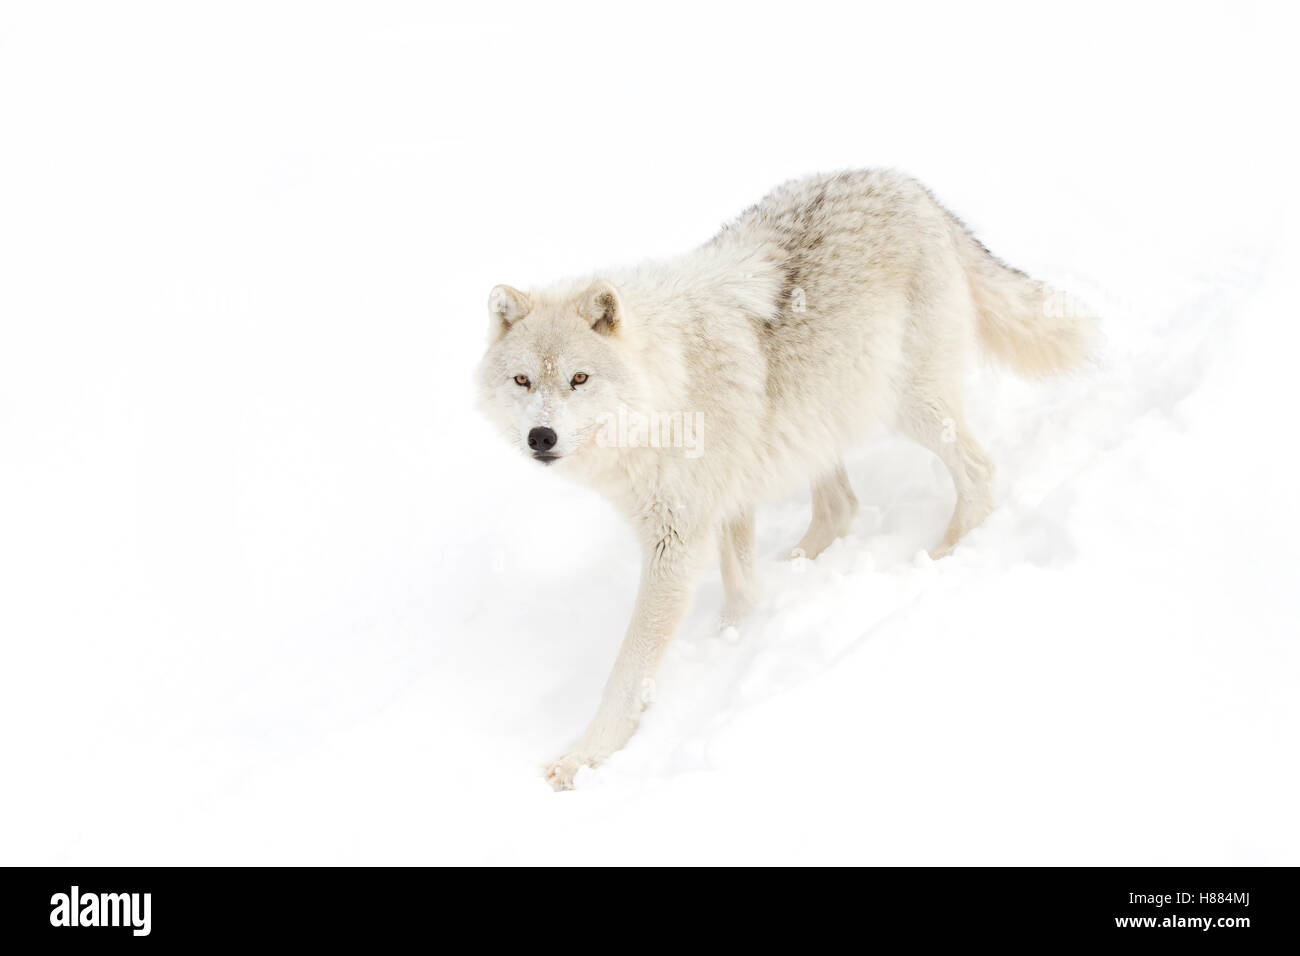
<box><xmin>477</xmin><ymin>169</ymin><xmax>1094</xmax><ymax>789</ymax></box>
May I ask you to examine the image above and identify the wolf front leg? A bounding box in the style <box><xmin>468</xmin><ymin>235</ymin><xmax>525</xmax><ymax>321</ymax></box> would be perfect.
<box><xmin>719</xmin><ymin>508</ymin><xmax>757</xmax><ymax>627</ymax></box>
<box><xmin>544</xmin><ymin>526</ymin><xmax>702</xmax><ymax>791</ymax></box>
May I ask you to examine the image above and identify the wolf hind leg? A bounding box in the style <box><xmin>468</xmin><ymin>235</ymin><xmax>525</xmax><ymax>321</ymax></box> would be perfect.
<box><xmin>898</xmin><ymin>392</ymin><xmax>993</xmax><ymax>558</ymax></box>
<box><xmin>791</xmin><ymin>461</ymin><xmax>859</xmax><ymax>560</ymax></box>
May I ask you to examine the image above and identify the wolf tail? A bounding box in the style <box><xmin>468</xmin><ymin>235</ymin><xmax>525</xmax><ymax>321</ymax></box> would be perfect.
<box><xmin>951</xmin><ymin>219</ymin><xmax>1095</xmax><ymax>379</ymax></box>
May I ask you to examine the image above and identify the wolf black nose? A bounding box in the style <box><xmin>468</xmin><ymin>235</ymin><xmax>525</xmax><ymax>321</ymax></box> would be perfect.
<box><xmin>528</xmin><ymin>426</ymin><xmax>558</xmax><ymax>452</ymax></box>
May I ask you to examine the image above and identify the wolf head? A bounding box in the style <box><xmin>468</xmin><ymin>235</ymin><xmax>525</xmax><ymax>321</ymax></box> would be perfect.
<box><xmin>477</xmin><ymin>279</ymin><xmax>637</xmax><ymax>467</ymax></box>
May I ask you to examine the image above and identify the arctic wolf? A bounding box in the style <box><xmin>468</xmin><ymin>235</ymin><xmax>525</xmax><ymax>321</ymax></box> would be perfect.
<box><xmin>478</xmin><ymin>169</ymin><xmax>1093</xmax><ymax>790</ymax></box>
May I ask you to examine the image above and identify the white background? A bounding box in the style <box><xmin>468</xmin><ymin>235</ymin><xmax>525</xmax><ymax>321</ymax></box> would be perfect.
<box><xmin>1</xmin><ymin>1</ymin><xmax>1296</xmax><ymax>864</ymax></box>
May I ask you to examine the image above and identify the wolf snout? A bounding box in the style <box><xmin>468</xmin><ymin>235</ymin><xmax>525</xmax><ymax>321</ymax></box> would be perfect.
<box><xmin>528</xmin><ymin>426</ymin><xmax>559</xmax><ymax>461</ymax></box>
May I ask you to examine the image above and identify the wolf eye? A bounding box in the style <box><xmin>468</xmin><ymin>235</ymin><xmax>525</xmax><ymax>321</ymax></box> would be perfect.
<box><xmin>513</xmin><ymin>375</ymin><xmax>530</xmax><ymax>388</ymax></box>
<box><xmin>570</xmin><ymin>372</ymin><xmax>588</xmax><ymax>388</ymax></box>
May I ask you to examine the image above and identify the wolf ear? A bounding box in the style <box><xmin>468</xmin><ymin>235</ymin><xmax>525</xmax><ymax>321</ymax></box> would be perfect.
<box><xmin>576</xmin><ymin>280</ymin><xmax>623</xmax><ymax>335</ymax></box>
<box><xmin>487</xmin><ymin>285</ymin><xmax>531</xmax><ymax>342</ymax></box>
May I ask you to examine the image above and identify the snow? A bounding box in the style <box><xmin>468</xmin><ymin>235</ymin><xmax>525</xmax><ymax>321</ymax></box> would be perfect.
<box><xmin>1</xmin><ymin>1</ymin><xmax>1296</xmax><ymax>864</ymax></box>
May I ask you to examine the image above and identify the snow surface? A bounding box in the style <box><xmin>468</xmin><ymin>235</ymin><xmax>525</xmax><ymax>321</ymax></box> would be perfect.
<box><xmin>1</xmin><ymin>2</ymin><xmax>1297</xmax><ymax>864</ymax></box>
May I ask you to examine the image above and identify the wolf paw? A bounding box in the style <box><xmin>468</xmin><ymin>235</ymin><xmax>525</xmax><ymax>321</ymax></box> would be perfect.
<box><xmin>718</xmin><ymin>605</ymin><xmax>750</xmax><ymax>631</ymax></box>
<box><xmin>543</xmin><ymin>752</ymin><xmax>590</xmax><ymax>791</ymax></box>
